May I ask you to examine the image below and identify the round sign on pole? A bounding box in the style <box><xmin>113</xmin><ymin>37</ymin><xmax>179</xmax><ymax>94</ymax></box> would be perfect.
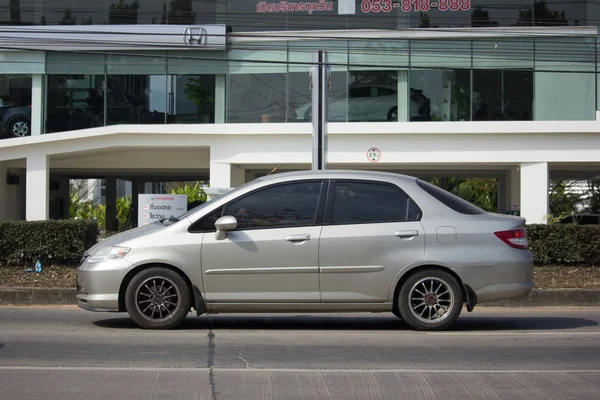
<box><xmin>367</xmin><ymin>147</ymin><xmax>381</xmax><ymax>162</ymax></box>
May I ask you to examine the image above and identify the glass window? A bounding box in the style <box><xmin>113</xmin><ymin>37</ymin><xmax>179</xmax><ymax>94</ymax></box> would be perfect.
<box><xmin>288</xmin><ymin>41</ymin><xmax>348</xmax><ymax>123</ymax></box>
<box><xmin>0</xmin><ymin>74</ymin><xmax>32</xmax><ymax>139</ymax></box>
<box><xmin>535</xmin><ymin>37</ymin><xmax>595</xmax><ymax>121</ymax></box>
<box><xmin>411</xmin><ymin>40</ymin><xmax>471</xmax><ymax>69</ymax></box>
<box><xmin>227</xmin><ymin>44</ymin><xmax>287</xmax><ymax>123</ymax></box>
<box><xmin>46</xmin><ymin>75</ymin><xmax>105</xmax><ymax>133</ymax></box>
<box><xmin>410</xmin><ymin>69</ymin><xmax>470</xmax><ymax>121</ymax></box>
<box><xmin>190</xmin><ymin>207</ymin><xmax>223</xmax><ymax>233</ymax></box>
<box><xmin>347</xmin><ymin>71</ymin><xmax>399</xmax><ymax>122</ymax></box>
<box><xmin>416</xmin><ymin>179</ymin><xmax>485</xmax><ymax>215</ymax></box>
<box><xmin>330</xmin><ymin>181</ymin><xmax>422</xmax><ymax>225</ymax></box>
<box><xmin>106</xmin><ymin>54</ymin><xmax>167</xmax><ymax>126</ymax></box>
<box><xmin>224</xmin><ymin>181</ymin><xmax>323</xmax><ymax>230</ymax></box>
<box><xmin>167</xmin><ymin>75</ymin><xmax>215</xmax><ymax>124</ymax></box>
<box><xmin>472</xmin><ymin>70</ymin><xmax>533</xmax><ymax>121</ymax></box>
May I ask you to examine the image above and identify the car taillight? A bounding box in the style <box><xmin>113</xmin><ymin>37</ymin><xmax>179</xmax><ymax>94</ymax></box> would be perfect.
<box><xmin>494</xmin><ymin>229</ymin><xmax>528</xmax><ymax>250</ymax></box>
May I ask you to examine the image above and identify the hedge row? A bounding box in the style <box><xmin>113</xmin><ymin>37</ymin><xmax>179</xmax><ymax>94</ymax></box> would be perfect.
<box><xmin>0</xmin><ymin>221</ymin><xmax>598</xmax><ymax>266</ymax></box>
<box><xmin>527</xmin><ymin>224</ymin><xmax>600</xmax><ymax>266</ymax></box>
<box><xmin>0</xmin><ymin>220</ymin><xmax>99</xmax><ymax>265</ymax></box>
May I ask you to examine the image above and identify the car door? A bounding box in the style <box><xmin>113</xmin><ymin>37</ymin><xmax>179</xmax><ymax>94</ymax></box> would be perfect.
<box><xmin>200</xmin><ymin>180</ymin><xmax>326</xmax><ymax>303</ymax></box>
<box><xmin>319</xmin><ymin>179</ymin><xmax>425</xmax><ymax>303</ymax></box>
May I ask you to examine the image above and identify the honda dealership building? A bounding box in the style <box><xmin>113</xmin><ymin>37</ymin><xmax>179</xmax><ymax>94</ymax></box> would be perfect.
<box><xmin>0</xmin><ymin>0</ymin><xmax>599</xmax><ymax>226</ymax></box>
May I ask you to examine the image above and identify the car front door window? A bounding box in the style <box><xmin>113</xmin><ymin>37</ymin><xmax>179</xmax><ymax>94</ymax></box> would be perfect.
<box><xmin>224</xmin><ymin>181</ymin><xmax>324</xmax><ymax>230</ymax></box>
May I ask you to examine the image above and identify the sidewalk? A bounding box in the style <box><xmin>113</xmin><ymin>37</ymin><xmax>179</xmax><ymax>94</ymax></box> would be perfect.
<box><xmin>1</xmin><ymin>287</ymin><xmax>600</xmax><ymax>307</ymax></box>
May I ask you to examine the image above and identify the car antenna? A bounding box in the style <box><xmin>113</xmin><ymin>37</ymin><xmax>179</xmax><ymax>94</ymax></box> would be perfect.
<box><xmin>268</xmin><ymin>164</ymin><xmax>283</xmax><ymax>175</ymax></box>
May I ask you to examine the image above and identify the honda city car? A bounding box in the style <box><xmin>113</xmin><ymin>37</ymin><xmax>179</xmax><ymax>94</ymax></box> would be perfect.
<box><xmin>76</xmin><ymin>170</ymin><xmax>533</xmax><ymax>331</ymax></box>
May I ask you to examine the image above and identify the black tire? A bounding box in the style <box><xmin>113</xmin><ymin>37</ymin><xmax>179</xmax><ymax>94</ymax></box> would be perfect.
<box><xmin>9</xmin><ymin>118</ymin><xmax>30</xmax><ymax>138</ymax></box>
<box><xmin>387</xmin><ymin>106</ymin><xmax>398</xmax><ymax>121</ymax></box>
<box><xmin>125</xmin><ymin>267</ymin><xmax>192</xmax><ymax>330</ymax></box>
<box><xmin>398</xmin><ymin>269</ymin><xmax>463</xmax><ymax>331</ymax></box>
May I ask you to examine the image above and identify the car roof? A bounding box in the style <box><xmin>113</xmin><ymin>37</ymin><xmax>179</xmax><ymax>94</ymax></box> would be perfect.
<box><xmin>257</xmin><ymin>169</ymin><xmax>418</xmax><ymax>184</ymax></box>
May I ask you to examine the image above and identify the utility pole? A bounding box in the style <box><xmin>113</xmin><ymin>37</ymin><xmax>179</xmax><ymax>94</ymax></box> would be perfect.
<box><xmin>310</xmin><ymin>51</ymin><xmax>330</xmax><ymax>170</ymax></box>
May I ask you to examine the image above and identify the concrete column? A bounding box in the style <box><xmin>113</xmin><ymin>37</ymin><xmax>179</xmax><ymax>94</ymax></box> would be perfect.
<box><xmin>215</xmin><ymin>75</ymin><xmax>226</xmax><ymax>124</ymax></box>
<box><xmin>0</xmin><ymin>162</ymin><xmax>7</xmax><ymax>221</ymax></box>
<box><xmin>26</xmin><ymin>153</ymin><xmax>49</xmax><ymax>220</ymax></box>
<box><xmin>520</xmin><ymin>162</ymin><xmax>549</xmax><ymax>224</ymax></box>
<box><xmin>105</xmin><ymin>177</ymin><xmax>117</xmax><ymax>231</ymax></box>
<box><xmin>397</xmin><ymin>70</ymin><xmax>408</xmax><ymax>122</ymax></box>
<box><xmin>507</xmin><ymin>167</ymin><xmax>520</xmax><ymax>213</ymax></box>
<box><xmin>31</xmin><ymin>74</ymin><xmax>44</xmax><ymax>135</ymax></box>
<box><xmin>130</xmin><ymin>179</ymin><xmax>141</xmax><ymax>228</ymax></box>
<box><xmin>496</xmin><ymin>175</ymin><xmax>506</xmax><ymax>213</ymax></box>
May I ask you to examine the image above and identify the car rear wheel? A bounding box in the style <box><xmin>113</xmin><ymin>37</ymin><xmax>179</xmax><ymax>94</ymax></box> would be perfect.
<box><xmin>398</xmin><ymin>269</ymin><xmax>463</xmax><ymax>331</ymax></box>
<box><xmin>125</xmin><ymin>267</ymin><xmax>191</xmax><ymax>329</ymax></box>
<box><xmin>387</xmin><ymin>107</ymin><xmax>398</xmax><ymax>121</ymax></box>
<box><xmin>10</xmin><ymin>119</ymin><xmax>29</xmax><ymax>137</ymax></box>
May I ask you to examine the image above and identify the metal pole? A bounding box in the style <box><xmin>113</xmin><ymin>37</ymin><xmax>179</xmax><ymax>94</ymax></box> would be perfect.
<box><xmin>311</xmin><ymin>51</ymin><xmax>329</xmax><ymax>170</ymax></box>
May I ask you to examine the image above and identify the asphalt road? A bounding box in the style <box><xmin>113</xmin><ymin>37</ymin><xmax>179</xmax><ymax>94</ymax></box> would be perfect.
<box><xmin>1</xmin><ymin>306</ymin><xmax>599</xmax><ymax>400</ymax></box>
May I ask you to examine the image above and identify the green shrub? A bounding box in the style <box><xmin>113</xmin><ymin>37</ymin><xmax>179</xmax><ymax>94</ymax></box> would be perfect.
<box><xmin>527</xmin><ymin>224</ymin><xmax>600</xmax><ymax>266</ymax></box>
<box><xmin>0</xmin><ymin>220</ymin><xmax>99</xmax><ymax>266</ymax></box>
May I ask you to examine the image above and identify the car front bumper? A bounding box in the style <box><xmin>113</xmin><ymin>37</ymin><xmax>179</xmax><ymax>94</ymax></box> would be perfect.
<box><xmin>76</xmin><ymin>258</ymin><xmax>133</xmax><ymax>312</ymax></box>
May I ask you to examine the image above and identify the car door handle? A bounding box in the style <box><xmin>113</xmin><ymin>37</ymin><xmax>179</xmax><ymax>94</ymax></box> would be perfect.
<box><xmin>395</xmin><ymin>230</ymin><xmax>419</xmax><ymax>239</ymax></box>
<box><xmin>286</xmin><ymin>234</ymin><xmax>310</xmax><ymax>242</ymax></box>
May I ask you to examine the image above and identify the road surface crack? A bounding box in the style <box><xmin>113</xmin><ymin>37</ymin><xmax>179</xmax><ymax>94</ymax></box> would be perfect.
<box><xmin>234</xmin><ymin>343</ymin><xmax>250</xmax><ymax>369</ymax></box>
<box><xmin>207</xmin><ymin>317</ymin><xmax>219</xmax><ymax>400</ymax></box>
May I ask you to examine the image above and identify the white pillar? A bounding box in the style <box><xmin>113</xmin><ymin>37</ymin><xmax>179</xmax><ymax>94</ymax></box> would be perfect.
<box><xmin>520</xmin><ymin>162</ymin><xmax>549</xmax><ymax>224</ymax></box>
<box><xmin>26</xmin><ymin>154</ymin><xmax>49</xmax><ymax>220</ymax></box>
<box><xmin>215</xmin><ymin>75</ymin><xmax>226</xmax><ymax>124</ymax></box>
<box><xmin>105</xmin><ymin>177</ymin><xmax>117</xmax><ymax>231</ymax></box>
<box><xmin>31</xmin><ymin>74</ymin><xmax>44</xmax><ymax>135</ymax></box>
<box><xmin>397</xmin><ymin>70</ymin><xmax>408</xmax><ymax>122</ymax></box>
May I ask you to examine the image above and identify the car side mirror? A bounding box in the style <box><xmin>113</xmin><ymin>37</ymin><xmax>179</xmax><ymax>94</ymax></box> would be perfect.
<box><xmin>215</xmin><ymin>215</ymin><xmax>237</xmax><ymax>240</ymax></box>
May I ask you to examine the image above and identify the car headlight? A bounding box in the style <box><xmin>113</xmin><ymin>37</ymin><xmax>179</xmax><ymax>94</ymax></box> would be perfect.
<box><xmin>88</xmin><ymin>246</ymin><xmax>131</xmax><ymax>263</ymax></box>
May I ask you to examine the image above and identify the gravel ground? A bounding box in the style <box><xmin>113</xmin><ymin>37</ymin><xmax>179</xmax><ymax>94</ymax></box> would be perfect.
<box><xmin>1</xmin><ymin>264</ymin><xmax>599</xmax><ymax>289</ymax></box>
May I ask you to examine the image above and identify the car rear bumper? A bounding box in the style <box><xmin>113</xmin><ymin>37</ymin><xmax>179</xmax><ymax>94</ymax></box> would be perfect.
<box><xmin>453</xmin><ymin>248</ymin><xmax>534</xmax><ymax>304</ymax></box>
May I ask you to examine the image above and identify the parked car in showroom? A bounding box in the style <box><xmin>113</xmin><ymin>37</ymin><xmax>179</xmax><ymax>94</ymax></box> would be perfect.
<box><xmin>295</xmin><ymin>85</ymin><xmax>399</xmax><ymax>122</ymax></box>
<box><xmin>76</xmin><ymin>170</ymin><xmax>533</xmax><ymax>331</ymax></box>
<box><xmin>0</xmin><ymin>104</ymin><xmax>31</xmax><ymax>138</ymax></box>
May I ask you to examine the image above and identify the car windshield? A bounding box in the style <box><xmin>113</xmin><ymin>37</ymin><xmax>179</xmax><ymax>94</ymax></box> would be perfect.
<box><xmin>174</xmin><ymin>179</ymin><xmax>260</xmax><ymax>221</ymax></box>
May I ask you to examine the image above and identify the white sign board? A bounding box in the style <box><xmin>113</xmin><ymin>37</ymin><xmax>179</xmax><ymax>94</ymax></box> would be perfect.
<box><xmin>138</xmin><ymin>194</ymin><xmax>188</xmax><ymax>226</ymax></box>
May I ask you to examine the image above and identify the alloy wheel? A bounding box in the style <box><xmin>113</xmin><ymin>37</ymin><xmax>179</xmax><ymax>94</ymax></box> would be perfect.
<box><xmin>134</xmin><ymin>276</ymin><xmax>181</xmax><ymax>322</ymax></box>
<box><xmin>12</xmin><ymin>121</ymin><xmax>29</xmax><ymax>137</ymax></box>
<box><xmin>407</xmin><ymin>277</ymin><xmax>454</xmax><ymax>324</ymax></box>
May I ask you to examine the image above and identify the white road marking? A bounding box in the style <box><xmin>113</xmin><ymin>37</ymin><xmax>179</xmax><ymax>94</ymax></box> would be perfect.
<box><xmin>0</xmin><ymin>366</ymin><xmax>598</xmax><ymax>373</ymax></box>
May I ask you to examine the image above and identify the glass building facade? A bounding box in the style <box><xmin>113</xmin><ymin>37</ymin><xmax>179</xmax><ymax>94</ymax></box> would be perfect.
<box><xmin>0</xmin><ymin>1</ymin><xmax>599</xmax><ymax>138</ymax></box>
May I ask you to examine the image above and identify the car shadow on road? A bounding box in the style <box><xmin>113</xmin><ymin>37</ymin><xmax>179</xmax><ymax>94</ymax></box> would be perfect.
<box><xmin>93</xmin><ymin>314</ymin><xmax>599</xmax><ymax>331</ymax></box>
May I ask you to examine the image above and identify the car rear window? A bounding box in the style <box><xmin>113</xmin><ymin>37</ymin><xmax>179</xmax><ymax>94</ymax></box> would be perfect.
<box><xmin>416</xmin><ymin>179</ymin><xmax>486</xmax><ymax>215</ymax></box>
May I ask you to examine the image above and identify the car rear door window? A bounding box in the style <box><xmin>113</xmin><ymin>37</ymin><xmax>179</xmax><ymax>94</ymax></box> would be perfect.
<box><xmin>224</xmin><ymin>181</ymin><xmax>324</xmax><ymax>230</ymax></box>
<box><xmin>329</xmin><ymin>181</ymin><xmax>421</xmax><ymax>224</ymax></box>
<box><xmin>416</xmin><ymin>179</ymin><xmax>485</xmax><ymax>215</ymax></box>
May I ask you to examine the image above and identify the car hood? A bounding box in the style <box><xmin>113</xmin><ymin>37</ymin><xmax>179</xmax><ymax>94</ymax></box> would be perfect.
<box><xmin>85</xmin><ymin>223</ymin><xmax>166</xmax><ymax>255</ymax></box>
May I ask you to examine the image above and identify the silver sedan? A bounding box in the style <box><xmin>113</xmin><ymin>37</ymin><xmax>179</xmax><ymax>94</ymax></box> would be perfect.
<box><xmin>76</xmin><ymin>170</ymin><xmax>533</xmax><ymax>331</ymax></box>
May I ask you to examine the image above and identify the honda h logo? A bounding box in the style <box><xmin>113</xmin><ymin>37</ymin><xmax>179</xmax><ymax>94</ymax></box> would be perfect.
<box><xmin>183</xmin><ymin>27</ymin><xmax>208</xmax><ymax>46</ymax></box>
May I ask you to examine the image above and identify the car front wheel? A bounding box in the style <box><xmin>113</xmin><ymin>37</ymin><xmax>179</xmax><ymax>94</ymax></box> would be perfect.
<box><xmin>125</xmin><ymin>267</ymin><xmax>192</xmax><ymax>329</ymax></box>
<box><xmin>398</xmin><ymin>269</ymin><xmax>463</xmax><ymax>331</ymax></box>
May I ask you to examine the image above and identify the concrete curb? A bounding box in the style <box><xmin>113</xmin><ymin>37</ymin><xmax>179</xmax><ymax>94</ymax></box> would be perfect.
<box><xmin>1</xmin><ymin>287</ymin><xmax>600</xmax><ymax>307</ymax></box>
<box><xmin>0</xmin><ymin>287</ymin><xmax>77</xmax><ymax>305</ymax></box>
